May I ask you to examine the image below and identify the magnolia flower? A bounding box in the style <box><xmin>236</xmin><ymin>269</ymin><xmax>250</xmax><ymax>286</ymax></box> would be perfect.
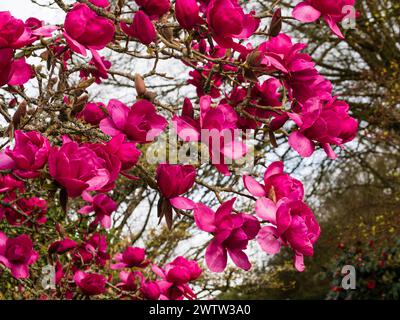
<box><xmin>292</xmin><ymin>0</ymin><xmax>356</xmax><ymax>39</ymax></box>
<box><xmin>117</xmin><ymin>270</ymin><xmax>142</xmax><ymax>291</ymax></box>
<box><xmin>63</xmin><ymin>3</ymin><xmax>115</xmax><ymax>73</ymax></box>
<box><xmin>257</xmin><ymin>33</ymin><xmax>332</xmax><ymax>104</ymax></box>
<box><xmin>288</xmin><ymin>97</ymin><xmax>358</xmax><ymax>159</ymax></box>
<box><xmin>111</xmin><ymin>247</ymin><xmax>149</xmax><ymax>269</ymax></box>
<box><xmin>256</xmin><ymin>198</ymin><xmax>320</xmax><ymax>272</ymax></box>
<box><xmin>48</xmin><ymin>238</ymin><xmax>78</xmax><ymax>254</ymax></box>
<box><xmin>48</xmin><ymin>136</ymin><xmax>117</xmax><ymax>198</ymax></box>
<box><xmin>120</xmin><ymin>11</ymin><xmax>156</xmax><ymax>45</ymax></box>
<box><xmin>0</xmin><ymin>174</ymin><xmax>24</xmax><ymax>195</ymax></box>
<box><xmin>105</xmin><ymin>134</ymin><xmax>141</xmax><ymax>173</ymax></box>
<box><xmin>156</xmin><ymin>163</ymin><xmax>196</xmax><ymax>209</ymax></box>
<box><xmin>206</xmin><ymin>0</ymin><xmax>259</xmax><ymax>52</ymax></box>
<box><xmin>3</xmin><ymin>130</ymin><xmax>50</xmax><ymax>179</ymax></box>
<box><xmin>73</xmin><ymin>233</ymin><xmax>109</xmax><ymax>266</ymax></box>
<box><xmin>194</xmin><ymin>198</ymin><xmax>260</xmax><ymax>272</ymax></box>
<box><xmin>100</xmin><ymin>99</ymin><xmax>167</xmax><ymax>143</ymax></box>
<box><xmin>243</xmin><ymin>161</ymin><xmax>304</xmax><ymax>203</ymax></box>
<box><xmin>135</xmin><ymin>0</ymin><xmax>171</xmax><ymax>20</ymax></box>
<box><xmin>77</xmin><ymin>102</ymin><xmax>107</xmax><ymax>125</ymax></box>
<box><xmin>73</xmin><ymin>270</ymin><xmax>107</xmax><ymax>296</ymax></box>
<box><xmin>0</xmin><ymin>49</ymin><xmax>32</xmax><ymax>87</ymax></box>
<box><xmin>152</xmin><ymin>256</ymin><xmax>201</xmax><ymax>300</ymax></box>
<box><xmin>2</xmin><ymin>196</ymin><xmax>47</xmax><ymax>226</ymax></box>
<box><xmin>175</xmin><ymin>0</ymin><xmax>201</xmax><ymax>30</ymax></box>
<box><xmin>140</xmin><ymin>280</ymin><xmax>161</xmax><ymax>300</ymax></box>
<box><xmin>173</xmin><ymin>96</ymin><xmax>247</xmax><ymax>175</ymax></box>
<box><xmin>0</xmin><ymin>11</ymin><xmax>37</xmax><ymax>49</ymax></box>
<box><xmin>79</xmin><ymin>193</ymin><xmax>117</xmax><ymax>229</ymax></box>
<box><xmin>228</xmin><ymin>79</ymin><xmax>285</xmax><ymax>130</ymax></box>
<box><xmin>0</xmin><ymin>232</ymin><xmax>39</xmax><ymax>279</ymax></box>
<box><xmin>89</xmin><ymin>0</ymin><xmax>110</xmax><ymax>8</ymax></box>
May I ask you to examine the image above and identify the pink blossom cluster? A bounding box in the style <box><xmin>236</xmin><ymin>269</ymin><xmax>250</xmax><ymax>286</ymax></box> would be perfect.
<box><xmin>0</xmin><ymin>0</ymin><xmax>360</xmax><ymax>299</ymax></box>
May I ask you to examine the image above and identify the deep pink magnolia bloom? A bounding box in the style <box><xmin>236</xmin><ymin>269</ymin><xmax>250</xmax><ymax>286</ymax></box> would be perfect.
<box><xmin>141</xmin><ymin>280</ymin><xmax>161</xmax><ymax>300</ymax></box>
<box><xmin>293</xmin><ymin>0</ymin><xmax>356</xmax><ymax>39</ymax></box>
<box><xmin>2</xmin><ymin>196</ymin><xmax>47</xmax><ymax>226</ymax></box>
<box><xmin>100</xmin><ymin>99</ymin><xmax>167</xmax><ymax>143</ymax></box>
<box><xmin>89</xmin><ymin>0</ymin><xmax>110</xmax><ymax>8</ymax></box>
<box><xmin>79</xmin><ymin>193</ymin><xmax>117</xmax><ymax>229</ymax></box>
<box><xmin>152</xmin><ymin>256</ymin><xmax>201</xmax><ymax>300</ymax></box>
<box><xmin>156</xmin><ymin>164</ymin><xmax>196</xmax><ymax>210</ymax></box>
<box><xmin>243</xmin><ymin>162</ymin><xmax>320</xmax><ymax>272</ymax></box>
<box><xmin>111</xmin><ymin>247</ymin><xmax>149</xmax><ymax>269</ymax></box>
<box><xmin>120</xmin><ymin>11</ymin><xmax>156</xmax><ymax>45</ymax></box>
<box><xmin>116</xmin><ymin>270</ymin><xmax>161</xmax><ymax>300</ymax></box>
<box><xmin>3</xmin><ymin>130</ymin><xmax>50</xmax><ymax>179</ymax></box>
<box><xmin>135</xmin><ymin>0</ymin><xmax>171</xmax><ymax>20</ymax></box>
<box><xmin>0</xmin><ymin>174</ymin><xmax>24</xmax><ymax>194</ymax></box>
<box><xmin>48</xmin><ymin>136</ymin><xmax>117</xmax><ymax>197</ymax></box>
<box><xmin>256</xmin><ymin>198</ymin><xmax>320</xmax><ymax>272</ymax></box>
<box><xmin>83</xmin><ymin>141</ymin><xmax>121</xmax><ymax>192</ymax></box>
<box><xmin>117</xmin><ymin>270</ymin><xmax>141</xmax><ymax>291</ymax></box>
<box><xmin>24</xmin><ymin>17</ymin><xmax>58</xmax><ymax>39</ymax></box>
<box><xmin>257</xmin><ymin>33</ymin><xmax>332</xmax><ymax>104</ymax></box>
<box><xmin>73</xmin><ymin>233</ymin><xmax>110</xmax><ymax>266</ymax></box>
<box><xmin>0</xmin><ymin>48</ymin><xmax>32</xmax><ymax>87</ymax></box>
<box><xmin>48</xmin><ymin>238</ymin><xmax>78</xmax><ymax>254</ymax></box>
<box><xmin>227</xmin><ymin>79</ymin><xmax>286</xmax><ymax>130</ymax></box>
<box><xmin>175</xmin><ymin>0</ymin><xmax>201</xmax><ymax>30</ymax></box>
<box><xmin>0</xmin><ymin>11</ymin><xmax>35</xmax><ymax>49</ymax></box>
<box><xmin>288</xmin><ymin>97</ymin><xmax>358</xmax><ymax>159</ymax></box>
<box><xmin>194</xmin><ymin>198</ymin><xmax>260</xmax><ymax>272</ymax></box>
<box><xmin>63</xmin><ymin>3</ymin><xmax>115</xmax><ymax>73</ymax></box>
<box><xmin>243</xmin><ymin>161</ymin><xmax>304</xmax><ymax>203</ymax></box>
<box><xmin>73</xmin><ymin>270</ymin><xmax>107</xmax><ymax>296</ymax></box>
<box><xmin>0</xmin><ymin>232</ymin><xmax>39</xmax><ymax>279</ymax></box>
<box><xmin>206</xmin><ymin>0</ymin><xmax>259</xmax><ymax>52</ymax></box>
<box><xmin>105</xmin><ymin>134</ymin><xmax>141</xmax><ymax>173</ymax></box>
<box><xmin>77</xmin><ymin>102</ymin><xmax>107</xmax><ymax>125</ymax></box>
<box><xmin>173</xmin><ymin>96</ymin><xmax>247</xmax><ymax>175</ymax></box>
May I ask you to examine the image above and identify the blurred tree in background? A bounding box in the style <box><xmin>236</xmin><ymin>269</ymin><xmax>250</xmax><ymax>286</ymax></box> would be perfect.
<box><xmin>218</xmin><ymin>0</ymin><xmax>400</xmax><ymax>300</ymax></box>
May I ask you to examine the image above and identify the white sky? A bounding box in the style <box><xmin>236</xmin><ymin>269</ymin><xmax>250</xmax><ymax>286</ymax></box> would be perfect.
<box><xmin>0</xmin><ymin>0</ymin><xmax>63</xmax><ymax>23</ymax></box>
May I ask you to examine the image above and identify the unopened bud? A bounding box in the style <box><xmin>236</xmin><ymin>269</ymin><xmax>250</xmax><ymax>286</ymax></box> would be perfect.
<box><xmin>135</xmin><ymin>74</ymin><xmax>147</xmax><ymax>97</ymax></box>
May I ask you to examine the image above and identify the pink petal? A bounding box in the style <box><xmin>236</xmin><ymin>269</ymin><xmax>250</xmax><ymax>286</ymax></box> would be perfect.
<box><xmin>243</xmin><ymin>175</ymin><xmax>266</xmax><ymax>197</ymax></box>
<box><xmin>172</xmin><ymin>115</ymin><xmax>200</xmax><ymax>142</ymax></box>
<box><xmin>228</xmin><ymin>249</ymin><xmax>251</xmax><ymax>271</ymax></box>
<box><xmin>221</xmin><ymin>140</ymin><xmax>247</xmax><ymax>160</ymax></box>
<box><xmin>294</xmin><ymin>252</ymin><xmax>305</xmax><ymax>272</ymax></box>
<box><xmin>324</xmin><ymin>16</ymin><xmax>345</xmax><ymax>39</ymax></box>
<box><xmin>63</xmin><ymin>32</ymin><xmax>87</xmax><ymax>56</ymax></box>
<box><xmin>0</xmin><ymin>232</ymin><xmax>7</xmax><ymax>255</ymax></box>
<box><xmin>322</xmin><ymin>143</ymin><xmax>337</xmax><ymax>159</ymax></box>
<box><xmin>0</xmin><ymin>151</ymin><xmax>15</xmax><ymax>170</ymax></box>
<box><xmin>8</xmin><ymin>58</ymin><xmax>32</xmax><ymax>86</ymax></box>
<box><xmin>11</xmin><ymin>264</ymin><xmax>29</xmax><ymax>279</ymax></box>
<box><xmin>205</xmin><ymin>239</ymin><xmax>227</xmax><ymax>273</ymax></box>
<box><xmin>193</xmin><ymin>203</ymin><xmax>216</xmax><ymax>233</ymax></box>
<box><xmin>257</xmin><ymin>226</ymin><xmax>281</xmax><ymax>254</ymax></box>
<box><xmin>255</xmin><ymin>197</ymin><xmax>277</xmax><ymax>223</ymax></box>
<box><xmin>99</xmin><ymin>118</ymin><xmax>122</xmax><ymax>137</ymax></box>
<box><xmin>170</xmin><ymin>197</ymin><xmax>195</xmax><ymax>210</ymax></box>
<box><xmin>292</xmin><ymin>2</ymin><xmax>321</xmax><ymax>23</ymax></box>
<box><xmin>288</xmin><ymin>131</ymin><xmax>315</xmax><ymax>157</ymax></box>
<box><xmin>264</xmin><ymin>161</ymin><xmax>284</xmax><ymax>181</ymax></box>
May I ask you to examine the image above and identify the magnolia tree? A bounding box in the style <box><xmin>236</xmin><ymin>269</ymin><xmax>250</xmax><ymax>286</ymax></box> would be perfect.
<box><xmin>0</xmin><ymin>0</ymin><xmax>358</xmax><ymax>299</ymax></box>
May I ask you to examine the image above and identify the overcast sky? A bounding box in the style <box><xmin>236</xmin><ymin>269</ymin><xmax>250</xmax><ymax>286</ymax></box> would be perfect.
<box><xmin>0</xmin><ymin>0</ymin><xmax>63</xmax><ymax>23</ymax></box>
